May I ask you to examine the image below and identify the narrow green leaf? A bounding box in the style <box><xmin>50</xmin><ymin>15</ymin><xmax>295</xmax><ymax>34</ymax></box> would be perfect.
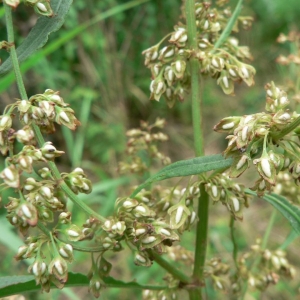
<box><xmin>0</xmin><ymin>0</ymin><xmax>73</xmax><ymax>75</ymax></box>
<box><xmin>0</xmin><ymin>273</ymin><xmax>166</xmax><ymax>297</ymax></box>
<box><xmin>246</xmin><ymin>189</ymin><xmax>300</xmax><ymax>235</ymax></box>
<box><xmin>0</xmin><ymin>0</ymin><xmax>150</xmax><ymax>90</ymax></box>
<box><xmin>130</xmin><ymin>154</ymin><xmax>233</xmax><ymax>197</ymax></box>
<box><xmin>213</xmin><ymin>0</ymin><xmax>244</xmax><ymax>50</ymax></box>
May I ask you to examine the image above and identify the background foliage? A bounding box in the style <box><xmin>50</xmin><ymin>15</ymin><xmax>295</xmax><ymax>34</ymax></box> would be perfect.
<box><xmin>0</xmin><ymin>0</ymin><xmax>300</xmax><ymax>299</ymax></box>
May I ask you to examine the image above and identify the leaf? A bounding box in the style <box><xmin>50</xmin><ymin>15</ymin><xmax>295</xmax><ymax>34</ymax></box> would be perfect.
<box><xmin>0</xmin><ymin>0</ymin><xmax>73</xmax><ymax>75</ymax></box>
<box><xmin>130</xmin><ymin>154</ymin><xmax>233</xmax><ymax>197</ymax></box>
<box><xmin>213</xmin><ymin>0</ymin><xmax>244</xmax><ymax>50</ymax></box>
<box><xmin>246</xmin><ymin>189</ymin><xmax>300</xmax><ymax>235</ymax></box>
<box><xmin>0</xmin><ymin>273</ymin><xmax>166</xmax><ymax>297</ymax></box>
<box><xmin>0</xmin><ymin>0</ymin><xmax>150</xmax><ymax>90</ymax></box>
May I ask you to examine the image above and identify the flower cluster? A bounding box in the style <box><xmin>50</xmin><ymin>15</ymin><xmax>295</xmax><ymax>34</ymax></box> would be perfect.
<box><xmin>118</xmin><ymin>118</ymin><xmax>171</xmax><ymax>174</ymax></box>
<box><xmin>17</xmin><ymin>89</ymin><xmax>80</xmax><ymax>133</ymax></box>
<box><xmin>0</xmin><ymin>89</ymin><xmax>94</xmax><ymax>291</ymax></box>
<box><xmin>16</xmin><ymin>235</ymin><xmax>74</xmax><ymax>291</ymax></box>
<box><xmin>142</xmin><ymin>1</ymin><xmax>255</xmax><ymax>107</ymax></box>
<box><xmin>204</xmin><ymin>173</ymin><xmax>249</xmax><ymax>220</ymax></box>
<box><xmin>214</xmin><ymin>82</ymin><xmax>300</xmax><ymax>194</ymax></box>
<box><xmin>236</xmin><ymin>241</ymin><xmax>295</xmax><ymax>292</ymax></box>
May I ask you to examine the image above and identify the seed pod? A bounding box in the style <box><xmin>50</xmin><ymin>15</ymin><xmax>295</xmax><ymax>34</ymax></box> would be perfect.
<box><xmin>34</xmin><ymin>1</ymin><xmax>54</xmax><ymax>17</ymax></box>
<box><xmin>134</xmin><ymin>251</ymin><xmax>152</xmax><ymax>267</ymax></box>
<box><xmin>168</xmin><ymin>198</ymin><xmax>191</xmax><ymax>229</ymax></box>
<box><xmin>158</xmin><ymin>46</ymin><xmax>176</xmax><ymax>61</ymax></box>
<box><xmin>238</xmin><ymin>63</ymin><xmax>256</xmax><ymax>86</ymax></box>
<box><xmin>150</xmin><ymin>78</ymin><xmax>167</xmax><ymax>101</ymax></box>
<box><xmin>254</xmin><ymin>154</ymin><xmax>276</xmax><ymax>185</ymax></box>
<box><xmin>41</xmin><ymin>142</ymin><xmax>64</xmax><ymax>160</ymax></box>
<box><xmin>0</xmin><ymin>115</ymin><xmax>12</xmax><ymax>131</ymax></box>
<box><xmin>230</xmin><ymin>155</ymin><xmax>249</xmax><ymax>178</ymax></box>
<box><xmin>164</xmin><ymin>66</ymin><xmax>175</xmax><ymax>86</ymax></box>
<box><xmin>142</xmin><ymin>45</ymin><xmax>159</xmax><ymax>66</ymax></box>
<box><xmin>66</xmin><ymin>224</ymin><xmax>84</xmax><ymax>241</ymax></box>
<box><xmin>0</xmin><ymin>165</ymin><xmax>20</xmax><ymax>188</ymax></box>
<box><xmin>48</xmin><ymin>257</ymin><xmax>68</xmax><ymax>283</ymax></box>
<box><xmin>171</xmin><ymin>60</ymin><xmax>186</xmax><ymax>79</ymax></box>
<box><xmin>217</xmin><ymin>73</ymin><xmax>234</xmax><ymax>95</ymax></box>
<box><xmin>214</xmin><ymin>116</ymin><xmax>241</xmax><ymax>133</ymax></box>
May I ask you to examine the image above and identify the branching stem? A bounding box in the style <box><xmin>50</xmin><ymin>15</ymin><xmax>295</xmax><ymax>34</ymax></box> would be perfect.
<box><xmin>4</xmin><ymin>3</ymin><xmax>106</xmax><ymax>222</ymax></box>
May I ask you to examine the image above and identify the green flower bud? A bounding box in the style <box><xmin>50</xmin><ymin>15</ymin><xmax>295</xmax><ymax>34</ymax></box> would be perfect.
<box><xmin>214</xmin><ymin>116</ymin><xmax>241</xmax><ymax>133</ymax></box>
<box><xmin>0</xmin><ymin>115</ymin><xmax>12</xmax><ymax>131</ymax></box>
<box><xmin>48</xmin><ymin>256</ymin><xmax>68</xmax><ymax>283</ymax></box>
<box><xmin>134</xmin><ymin>251</ymin><xmax>152</xmax><ymax>267</ymax></box>
<box><xmin>0</xmin><ymin>165</ymin><xmax>19</xmax><ymax>188</ymax></box>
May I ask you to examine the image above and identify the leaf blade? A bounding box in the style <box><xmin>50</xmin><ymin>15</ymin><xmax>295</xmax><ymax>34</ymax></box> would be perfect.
<box><xmin>0</xmin><ymin>0</ymin><xmax>73</xmax><ymax>75</ymax></box>
<box><xmin>130</xmin><ymin>154</ymin><xmax>233</xmax><ymax>197</ymax></box>
<box><xmin>0</xmin><ymin>273</ymin><xmax>166</xmax><ymax>297</ymax></box>
<box><xmin>246</xmin><ymin>189</ymin><xmax>300</xmax><ymax>235</ymax></box>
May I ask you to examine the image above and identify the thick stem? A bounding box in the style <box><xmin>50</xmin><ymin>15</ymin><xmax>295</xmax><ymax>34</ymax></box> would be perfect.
<box><xmin>185</xmin><ymin>1</ymin><xmax>204</xmax><ymax>157</ymax></box>
<box><xmin>185</xmin><ymin>1</ymin><xmax>209</xmax><ymax>297</ymax></box>
<box><xmin>4</xmin><ymin>3</ymin><xmax>106</xmax><ymax>222</ymax></box>
<box><xmin>193</xmin><ymin>184</ymin><xmax>209</xmax><ymax>280</ymax></box>
<box><xmin>149</xmin><ymin>250</ymin><xmax>191</xmax><ymax>284</ymax></box>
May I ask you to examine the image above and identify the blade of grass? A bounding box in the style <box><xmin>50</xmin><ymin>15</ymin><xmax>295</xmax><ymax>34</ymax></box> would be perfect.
<box><xmin>213</xmin><ymin>0</ymin><xmax>244</xmax><ymax>51</ymax></box>
<box><xmin>0</xmin><ymin>0</ymin><xmax>150</xmax><ymax>93</ymax></box>
<box><xmin>72</xmin><ymin>94</ymin><xmax>94</xmax><ymax>167</ymax></box>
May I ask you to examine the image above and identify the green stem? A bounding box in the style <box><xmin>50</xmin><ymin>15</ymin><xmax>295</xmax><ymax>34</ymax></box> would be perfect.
<box><xmin>4</xmin><ymin>3</ymin><xmax>106</xmax><ymax>222</ymax></box>
<box><xmin>271</xmin><ymin>116</ymin><xmax>300</xmax><ymax>141</ymax></box>
<box><xmin>261</xmin><ymin>209</ymin><xmax>277</xmax><ymax>249</ymax></box>
<box><xmin>4</xmin><ymin>4</ymin><xmax>27</xmax><ymax>98</ymax></box>
<box><xmin>185</xmin><ymin>2</ymin><xmax>208</xmax><ymax>297</ymax></box>
<box><xmin>279</xmin><ymin>230</ymin><xmax>298</xmax><ymax>250</ymax></box>
<box><xmin>241</xmin><ymin>209</ymin><xmax>277</xmax><ymax>299</ymax></box>
<box><xmin>193</xmin><ymin>184</ymin><xmax>209</xmax><ymax>281</ymax></box>
<box><xmin>188</xmin><ymin>289</ymin><xmax>202</xmax><ymax>300</ymax></box>
<box><xmin>148</xmin><ymin>250</ymin><xmax>191</xmax><ymax>284</ymax></box>
<box><xmin>213</xmin><ymin>0</ymin><xmax>244</xmax><ymax>51</ymax></box>
<box><xmin>186</xmin><ymin>2</ymin><xmax>204</xmax><ymax>157</ymax></box>
<box><xmin>230</xmin><ymin>216</ymin><xmax>238</xmax><ymax>268</ymax></box>
<box><xmin>37</xmin><ymin>222</ymin><xmax>105</xmax><ymax>252</ymax></box>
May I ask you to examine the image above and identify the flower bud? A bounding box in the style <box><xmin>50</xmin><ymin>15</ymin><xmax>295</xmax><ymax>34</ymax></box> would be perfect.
<box><xmin>217</xmin><ymin>73</ymin><xmax>234</xmax><ymax>95</ymax></box>
<box><xmin>168</xmin><ymin>198</ymin><xmax>190</xmax><ymax>229</ymax></box>
<box><xmin>134</xmin><ymin>251</ymin><xmax>152</xmax><ymax>266</ymax></box>
<box><xmin>111</xmin><ymin>221</ymin><xmax>126</xmax><ymax>235</ymax></box>
<box><xmin>55</xmin><ymin>107</ymin><xmax>80</xmax><ymax>130</ymax></box>
<box><xmin>0</xmin><ymin>165</ymin><xmax>19</xmax><ymax>188</ymax></box>
<box><xmin>150</xmin><ymin>78</ymin><xmax>167</xmax><ymax>101</ymax></box>
<box><xmin>66</xmin><ymin>224</ymin><xmax>83</xmax><ymax>241</ymax></box>
<box><xmin>0</xmin><ymin>115</ymin><xmax>12</xmax><ymax>131</ymax></box>
<box><xmin>142</xmin><ymin>45</ymin><xmax>159</xmax><ymax>66</ymax></box>
<box><xmin>39</xmin><ymin>100</ymin><xmax>55</xmax><ymax>118</ymax></box>
<box><xmin>48</xmin><ymin>257</ymin><xmax>68</xmax><ymax>283</ymax></box>
<box><xmin>158</xmin><ymin>46</ymin><xmax>176</xmax><ymax>61</ymax></box>
<box><xmin>18</xmin><ymin>202</ymin><xmax>38</xmax><ymax>226</ymax></box>
<box><xmin>214</xmin><ymin>116</ymin><xmax>241</xmax><ymax>133</ymax></box>
<box><xmin>32</xmin><ymin>1</ymin><xmax>53</xmax><ymax>16</ymax></box>
<box><xmin>171</xmin><ymin>60</ymin><xmax>186</xmax><ymax>79</ymax></box>
<box><xmin>238</xmin><ymin>63</ymin><xmax>256</xmax><ymax>86</ymax></box>
<box><xmin>41</xmin><ymin>142</ymin><xmax>64</xmax><ymax>160</ymax></box>
<box><xmin>58</xmin><ymin>243</ymin><xmax>73</xmax><ymax>262</ymax></box>
<box><xmin>169</xmin><ymin>27</ymin><xmax>187</xmax><ymax>46</ymax></box>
